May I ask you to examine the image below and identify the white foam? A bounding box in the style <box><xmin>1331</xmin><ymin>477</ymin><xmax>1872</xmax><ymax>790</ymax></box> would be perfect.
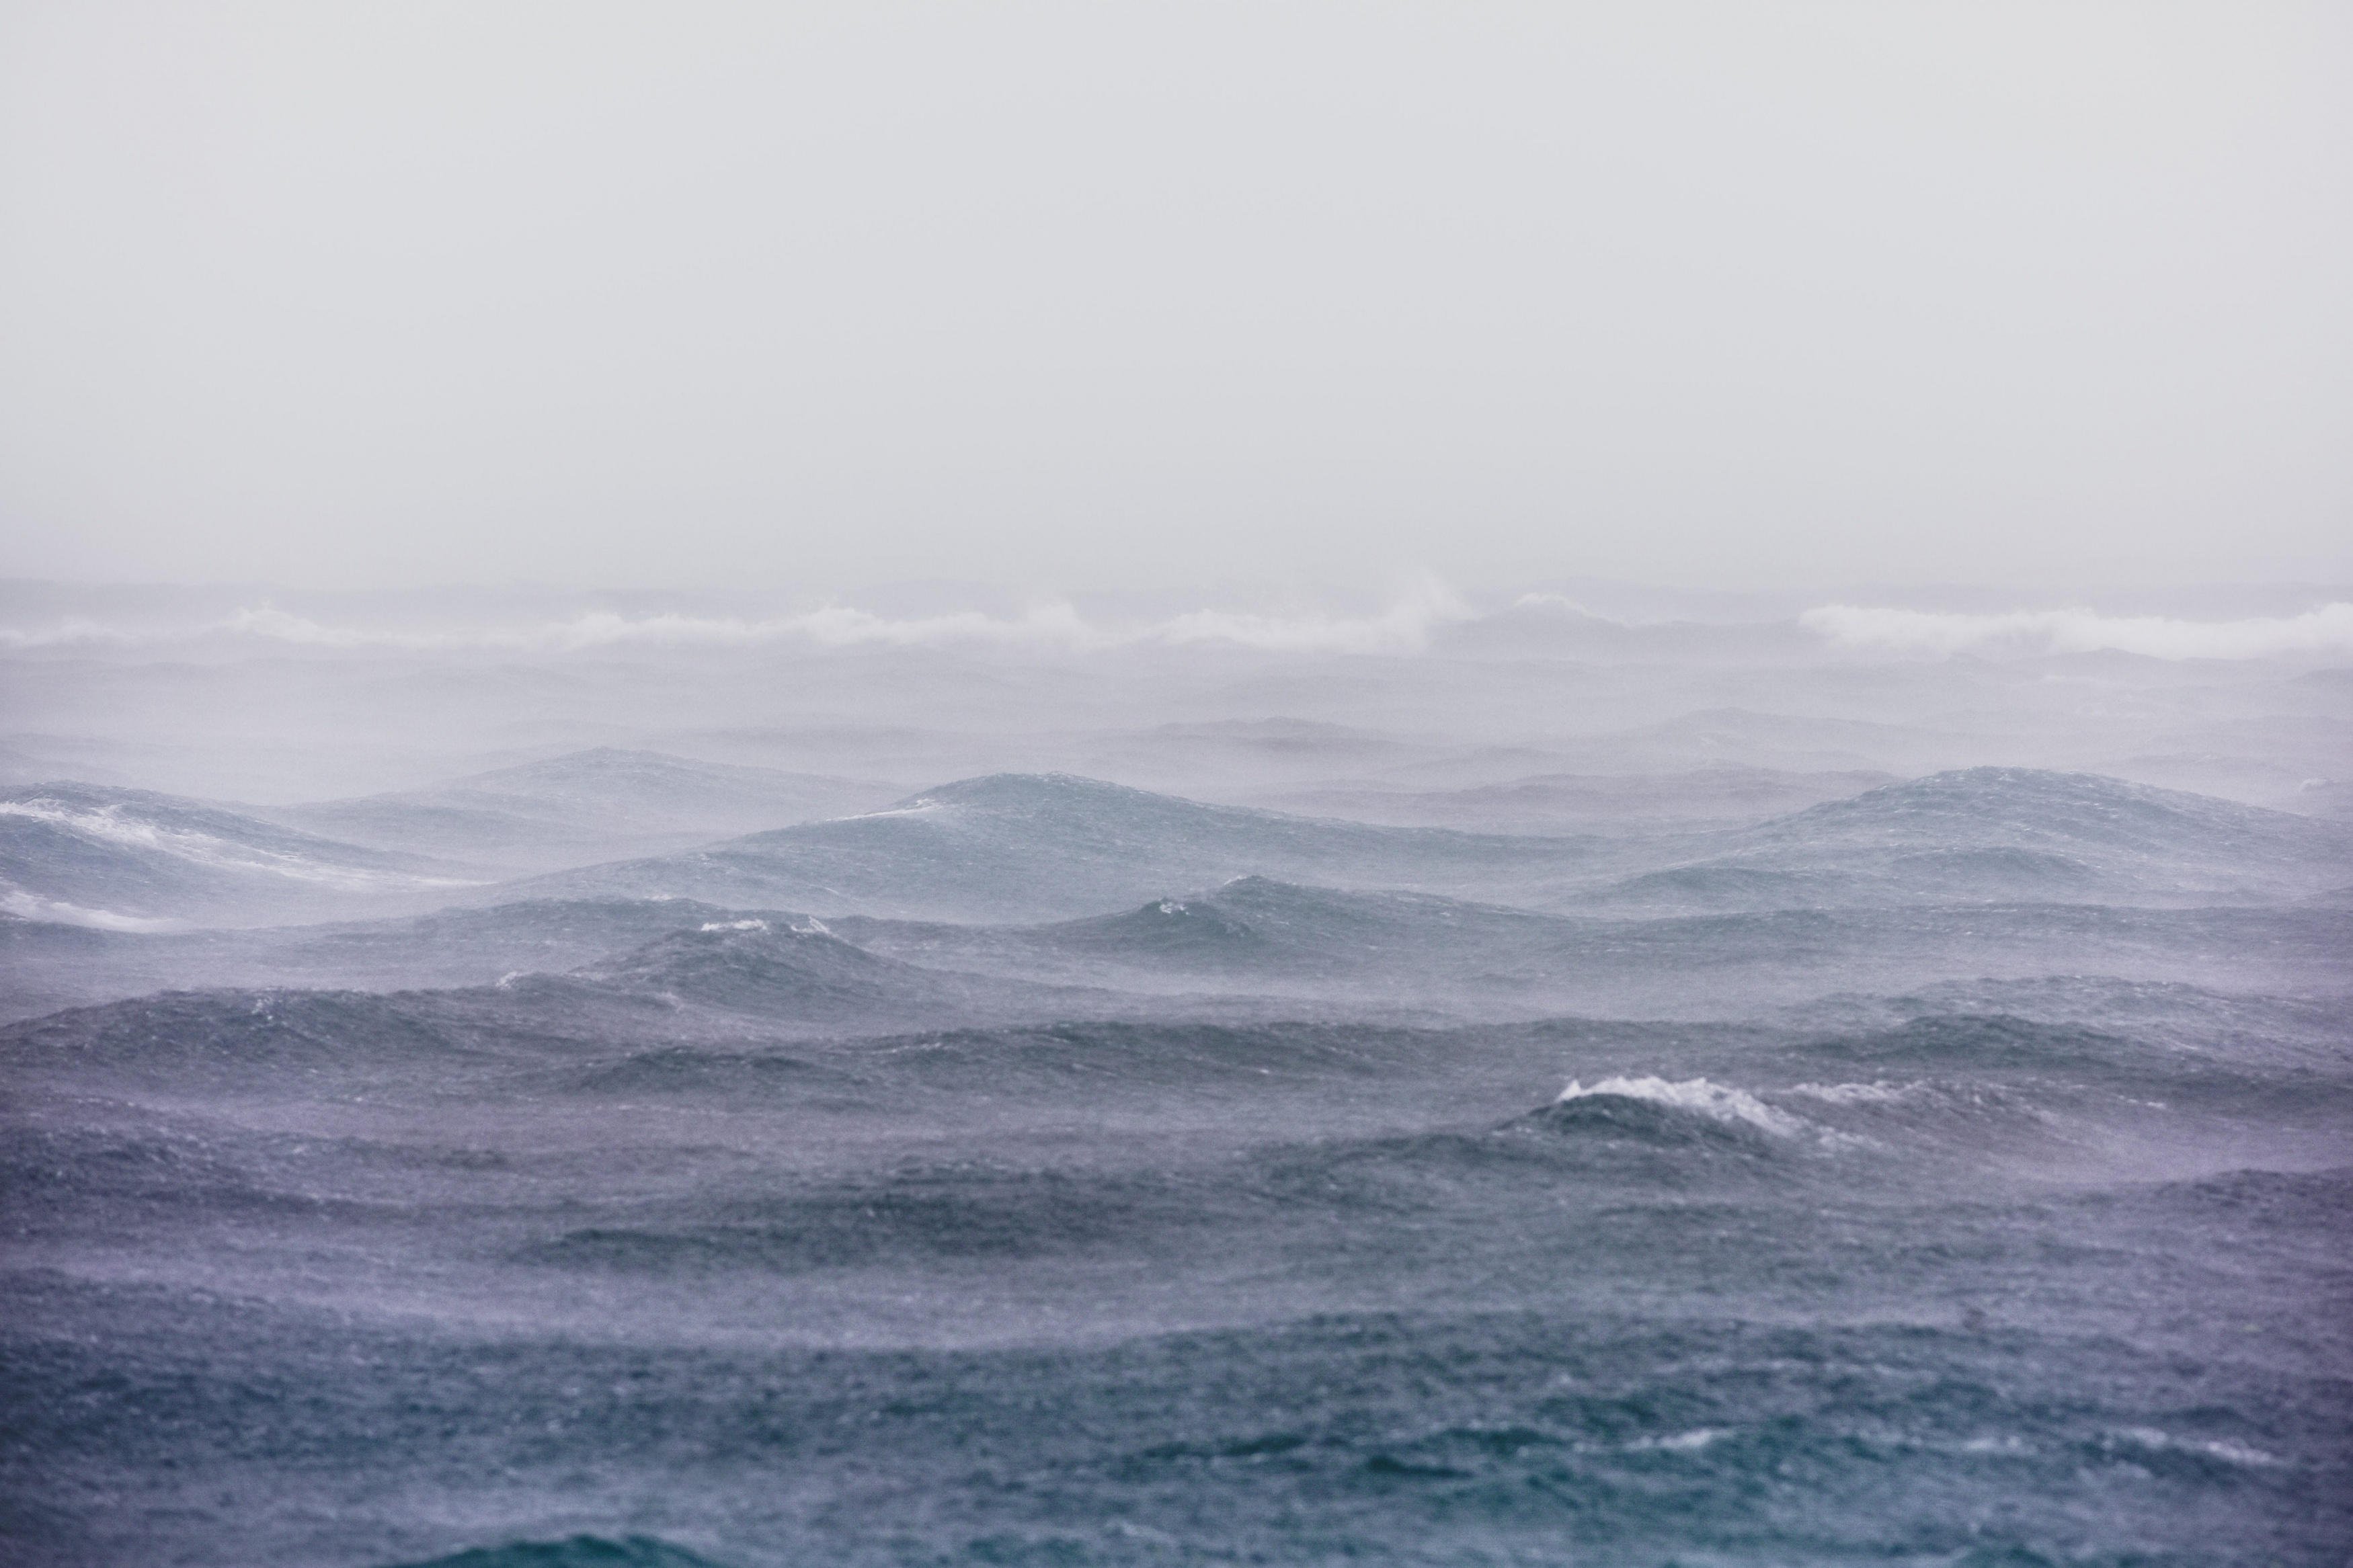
<box><xmin>0</xmin><ymin>615</ymin><xmax>145</xmax><ymax>649</ymax></box>
<box><xmin>1554</xmin><ymin>1075</ymin><xmax>1802</xmax><ymax>1137</ymax></box>
<box><xmin>1802</xmin><ymin>602</ymin><xmax>2353</xmax><ymax>661</ymax></box>
<box><xmin>0</xmin><ymin>798</ymin><xmax>469</xmax><ymax>891</ymax></box>
<box><xmin>1624</xmin><ymin>1428</ymin><xmax>1729</xmax><ymax>1452</ymax></box>
<box><xmin>0</xmin><ymin>581</ymin><xmax>1472</xmax><ymax>657</ymax></box>
<box><xmin>699</xmin><ymin>919</ymin><xmax>768</xmax><ymax>932</ymax></box>
<box><xmin>2116</xmin><ymin>1429</ymin><xmax>2283</xmax><ymax>1468</ymax></box>
<box><xmin>21</xmin><ymin>593</ymin><xmax>2342</xmax><ymax>661</ymax></box>
<box><xmin>1150</xmin><ymin>580</ymin><xmax>1471</xmax><ymax>653</ymax></box>
<box><xmin>0</xmin><ymin>882</ymin><xmax>184</xmax><ymax>932</ymax></box>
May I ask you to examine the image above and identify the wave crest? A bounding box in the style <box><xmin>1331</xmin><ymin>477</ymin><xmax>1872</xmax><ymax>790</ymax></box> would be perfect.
<box><xmin>2</xmin><ymin>584</ymin><xmax>1472</xmax><ymax>657</ymax></box>
<box><xmin>1802</xmin><ymin>602</ymin><xmax>2353</xmax><ymax>660</ymax></box>
<box><xmin>385</xmin><ymin>1536</ymin><xmax>727</xmax><ymax>1568</ymax></box>
<box><xmin>1554</xmin><ymin>1076</ymin><xmax>1801</xmax><ymax>1137</ymax></box>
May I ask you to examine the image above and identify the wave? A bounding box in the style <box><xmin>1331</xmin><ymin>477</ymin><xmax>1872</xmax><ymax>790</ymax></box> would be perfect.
<box><xmin>1042</xmin><ymin>895</ymin><xmax>1275</xmax><ymax>966</ymax></box>
<box><xmin>1782</xmin><ymin>1079</ymin><xmax>1916</xmax><ymax>1106</ymax></box>
<box><xmin>15</xmin><ymin>593</ymin><xmax>2344</xmax><ymax>662</ymax></box>
<box><xmin>568</xmin><ymin>919</ymin><xmax>1109</xmax><ymax>1025</ymax></box>
<box><xmin>264</xmin><ymin>749</ymin><xmax>898</xmax><ymax>871</ymax></box>
<box><xmin>522</xmin><ymin>1164</ymin><xmax>1213</xmax><ymax>1274</ymax></box>
<box><xmin>0</xmin><ymin>988</ymin><xmax>481</xmax><ymax>1081</ymax></box>
<box><xmin>1767</xmin><ymin>769</ymin><xmax>2321</xmax><ymax>852</ymax></box>
<box><xmin>1534</xmin><ymin>1061</ymin><xmax>2201</xmax><ymax>1173</ymax></box>
<box><xmin>1580</xmin><ymin>769</ymin><xmax>2353</xmax><ymax>911</ymax></box>
<box><xmin>1800</xmin><ymin>1013</ymin><xmax>2134</xmax><ymax>1073</ymax></box>
<box><xmin>559</xmin><ymin>1044</ymin><xmax>845</xmax><ymax>1096</ymax></box>
<box><xmin>1</xmin><ymin>792</ymin><xmax>464</xmax><ymax>893</ymax></box>
<box><xmin>0</xmin><ymin>918</ymin><xmax>1129</xmax><ymax>1086</ymax></box>
<box><xmin>1786</xmin><ymin>981</ymin><xmax>2353</xmax><ymax>1066</ymax></box>
<box><xmin>1553</xmin><ymin>1075</ymin><xmax>1802</xmax><ymax>1138</ymax></box>
<box><xmin>2</xmin><ymin>782</ymin><xmax>483</xmax><ymax>929</ymax></box>
<box><xmin>0</xmin><ymin>883</ymin><xmax>182</xmax><ymax>932</ymax></box>
<box><xmin>1</xmin><ymin>582</ymin><xmax>1474</xmax><ymax>657</ymax></box>
<box><xmin>518</xmin><ymin>774</ymin><xmax>1599</xmax><ymax>923</ymax></box>
<box><xmin>1802</xmin><ymin>602</ymin><xmax>2353</xmax><ymax>659</ymax></box>
<box><xmin>1490</xmin><ymin>1081</ymin><xmax>1814</xmax><ymax>1176</ymax></box>
<box><xmin>383</xmin><ymin>1537</ymin><xmax>727</xmax><ymax>1568</ymax></box>
<box><xmin>0</xmin><ymin>895</ymin><xmax>834</xmax><ymax>1024</ymax></box>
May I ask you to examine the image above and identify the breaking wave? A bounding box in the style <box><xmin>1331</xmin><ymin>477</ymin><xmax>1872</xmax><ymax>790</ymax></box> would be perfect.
<box><xmin>0</xmin><ymin>583</ymin><xmax>1473</xmax><ymax>657</ymax></box>
<box><xmin>12</xmin><ymin>593</ymin><xmax>2348</xmax><ymax>663</ymax></box>
<box><xmin>1802</xmin><ymin>602</ymin><xmax>2353</xmax><ymax>660</ymax></box>
<box><xmin>0</xmin><ymin>882</ymin><xmax>182</xmax><ymax>932</ymax></box>
<box><xmin>1554</xmin><ymin>1075</ymin><xmax>1802</xmax><ymax>1137</ymax></box>
<box><xmin>1</xmin><ymin>795</ymin><xmax>462</xmax><ymax>892</ymax></box>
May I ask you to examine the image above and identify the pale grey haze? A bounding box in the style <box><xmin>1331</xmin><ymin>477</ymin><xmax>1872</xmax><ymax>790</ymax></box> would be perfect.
<box><xmin>2</xmin><ymin>1</ymin><xmax>2350</xmax><ymax>593</ymax></box>
<box><xmin>8</xmin><ymin>13</ymin><xmax>2353</xmax><ymax>1568</ymax></box>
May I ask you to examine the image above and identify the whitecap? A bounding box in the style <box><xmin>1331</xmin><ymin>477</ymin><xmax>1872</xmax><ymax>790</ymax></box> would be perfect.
<box><xmin>1555</xmin><ymin>1076</ymin><xmax>1802</xmax><ymax>1137</ymax></box>
<box><xmin>2114</xmin><ymin>1429</ymin><xmax>2284</xmax><ymax>1468</ymax></box>
<box><xmin>1802</xmin><ymin>601</ymin><xmax>2353</xmax><ymax>660</ymax></box>
<box><xmin>0</xmin><ymin>882</ymin><xmax>184</xmax><ymax>932</ymax></box>
<box><xmin>106</xmin><ymin>583</ymin><xmax>1474</xmax><ymax>657</ymax></box>
<box><xmin>1624</xmin><ymin>1428</ymin><xmax>1729</xmax><ymax>1452</ymax></box>
<box><xmin>0</xmin><ymin>798</ymin><xmax>473</xmax><ymax>891</ymax></box>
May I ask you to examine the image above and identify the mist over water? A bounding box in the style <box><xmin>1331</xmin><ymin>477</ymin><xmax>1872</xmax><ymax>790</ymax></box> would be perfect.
<box><xmin>3</xmin><ymin>579</ymin><xmax>2349</xmax><ymax>1566</ymax></box>
<box><xmin>5</xmin><ymin>2</ymin><xmax>2352</xmax><ymax>1561</ymax></box>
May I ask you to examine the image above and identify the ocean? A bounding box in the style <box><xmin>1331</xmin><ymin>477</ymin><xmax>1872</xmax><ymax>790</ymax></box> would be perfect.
<box><xmin>3</xmin><ymin>618</ymin><xmax>2350</xmax><ymax>1565</ymax></box>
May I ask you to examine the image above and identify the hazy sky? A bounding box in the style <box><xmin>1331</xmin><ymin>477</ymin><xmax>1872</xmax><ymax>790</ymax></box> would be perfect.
<box><xmin>2</xmin><ymin>1</ymin><xmax>2348</xmax><ymax>595</ymax></box>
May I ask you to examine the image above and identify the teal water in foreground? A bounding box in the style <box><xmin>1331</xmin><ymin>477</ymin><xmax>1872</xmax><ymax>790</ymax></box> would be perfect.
<box><xmin>5</xmin><ymin>979</ymin><xmax>2350</xmax><ymax>1567</ymax></box>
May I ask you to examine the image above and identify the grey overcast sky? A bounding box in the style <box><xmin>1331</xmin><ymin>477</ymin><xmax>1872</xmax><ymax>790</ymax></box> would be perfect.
<box><xmin>1</xmin><ymin>1</ymin><xmax>2348</xmax><ymax>595</ymax></box>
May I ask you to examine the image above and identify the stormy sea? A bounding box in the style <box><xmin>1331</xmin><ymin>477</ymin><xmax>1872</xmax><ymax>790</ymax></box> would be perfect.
<box><xmin>3</xmin><ymin>586</ymin><xmax>2350</xmax><ymax>1567</ymax></box>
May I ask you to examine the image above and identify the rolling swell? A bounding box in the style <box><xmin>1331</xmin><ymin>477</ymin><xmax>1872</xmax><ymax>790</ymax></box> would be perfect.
<box><xmin>1791</xmin><ymin>1011</ymin><xmax>2353</xmax><ymax>1140</ymax></box>
<box><xmin>5</xmin><ymin>758</ymin><xmax>2349</xmax><ymax>1566</ymax></box>
<box><xmin>512</xmin><ymin>1087</ymin><xmax>1839</xmax><ymax>1287</ymax></box>
<box><xmin>0</xmin><ymin>987</ymin><xmax>482</xmax><ymax>1084</ymax></box>
<box><xmin>1805</xmin><ymin>1012</ymin><xmax>2138</xmax><ymax>1071</ymax></box>
<box><xmin>385</xmin><ymin>1538</ymin><xmax>727</xmax><ymax>1568</ymax></box>
<box><xmin>520</xmin><ymin>1164</ymin><xmax>1223</xmax><ymax>1274</ymax></box>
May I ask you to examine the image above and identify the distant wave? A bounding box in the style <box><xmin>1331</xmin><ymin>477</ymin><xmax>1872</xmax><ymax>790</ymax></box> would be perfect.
<box><xmin>1801</xmin><ymin>602</ymin><xmax>2353</xmax><ymax>659</ymax></box>
<box><xmin>11</xmin><ymin>591</ymin><xmax>2346</xmax><ymax>660</ymax></box>
<box><xmin>0</xmin><ymin>583</ymin><xmax>1473</xmax><ymax>657</ymax></box>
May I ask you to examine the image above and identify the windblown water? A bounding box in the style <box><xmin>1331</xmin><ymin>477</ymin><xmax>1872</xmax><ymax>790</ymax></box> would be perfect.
<box><xmin>3</xmin><ymin>588</ymin><xmax>2350</xmax><ymax>1566</ymax></box>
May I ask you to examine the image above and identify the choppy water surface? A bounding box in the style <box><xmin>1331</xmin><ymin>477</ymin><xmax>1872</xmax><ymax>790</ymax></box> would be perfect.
<box><xmin>5</xmin><ymin>770</ymin><xmax>2350</xmax><ymax>1565</ymax></box>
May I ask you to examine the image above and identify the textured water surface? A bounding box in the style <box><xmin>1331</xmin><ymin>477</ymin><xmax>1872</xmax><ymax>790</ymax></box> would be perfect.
<box><xmin>4</xmin><ymin>772</ymin><xmax>2350</xmax><ymax>1565</ymax></box>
